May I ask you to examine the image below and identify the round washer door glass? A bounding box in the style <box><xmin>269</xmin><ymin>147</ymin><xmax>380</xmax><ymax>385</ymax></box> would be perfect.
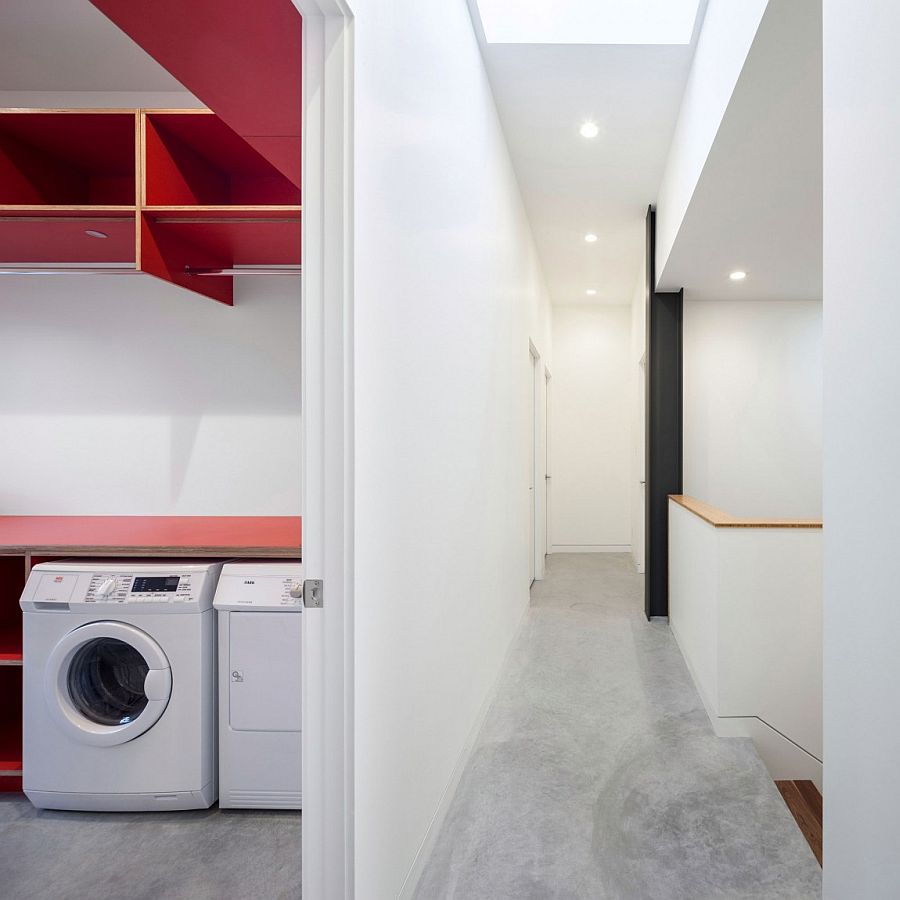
<box><xmin>67</xmin><ymin>637</ymin><xmax>150</xmax><ymax>726</ymax></box>
<box><xmin>44</xmin><ymin>620</ymin><xmax>173</xmax><ymax>747</ymax></box>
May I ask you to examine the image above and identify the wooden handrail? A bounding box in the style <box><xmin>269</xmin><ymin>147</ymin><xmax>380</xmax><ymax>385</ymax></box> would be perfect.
<box><xmin>669</xmin><ymin>495</ymin><xmax>822</xmax><ymax>529</ymax></box>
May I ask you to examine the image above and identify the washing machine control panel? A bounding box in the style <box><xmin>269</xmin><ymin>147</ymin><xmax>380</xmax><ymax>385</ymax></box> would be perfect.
<box><xmin>84</xmin><ymin>572</ymin><xmax>196</xmax><ymax>604</ymax></box>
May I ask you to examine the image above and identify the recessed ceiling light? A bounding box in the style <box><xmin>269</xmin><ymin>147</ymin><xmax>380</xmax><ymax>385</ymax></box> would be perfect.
<box><xmin>584</xmin><ymin>233</ymin><xmax>598</xmax><ymax>243</ymax></box>
<box><xmin>85</xmin><ymin>230</ymin><xmax>108</xmax><ymax>239</ymax></box>
<box><xmin>729</xmin><ymin>270</ymin><xmax>747</xmax><ymax>281</ymax></box>
<box><xmin>586</xmin><ymin>289</ymin><xmax>597</xmax><ymax>295</ymax></box>
<box><xmin>579</xmin><ymin>121</ymin><xmax>599</xmax><ymax>139</ymax></box>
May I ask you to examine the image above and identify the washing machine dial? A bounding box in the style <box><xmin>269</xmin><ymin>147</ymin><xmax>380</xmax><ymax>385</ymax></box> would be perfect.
<box><xmin>96</xmin><ymin>577</ymin><xmax>118</xmax><ymax>598</ymax></box>
<box><xmin>289</xmin><ymin>582</ymin><xmax>303</xmax><ymax>600</ymax></box>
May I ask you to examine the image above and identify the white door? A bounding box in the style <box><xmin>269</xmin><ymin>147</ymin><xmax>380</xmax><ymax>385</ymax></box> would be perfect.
<box><xmin>544</xmin><ymin>369</ymin><xmax>551</xmax><ymax>557</ymax></box>
<box><xmin>529</xmin><ymin>347</ymin><xmax>538</xmax><ymax>585</ymax></box>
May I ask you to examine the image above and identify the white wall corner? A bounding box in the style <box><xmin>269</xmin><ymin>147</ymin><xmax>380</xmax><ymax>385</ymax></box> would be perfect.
<box><xmin>654</xmin><ymin>0</ymin><xmax>770</xmax><ymax>285</ymax></box>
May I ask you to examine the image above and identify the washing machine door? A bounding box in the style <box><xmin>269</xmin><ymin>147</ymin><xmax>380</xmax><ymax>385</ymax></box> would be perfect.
<box><xmin>44</xmin><ymin>621</ymin><xmax>172</xmax><ymax>747</ymax></box>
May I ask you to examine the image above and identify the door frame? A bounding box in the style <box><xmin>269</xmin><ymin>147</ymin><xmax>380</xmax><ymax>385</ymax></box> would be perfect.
<box><xmin>297</xmin><ymin>1</ymin><xmax>355</xmax><ymax>897</ymax></box>
<box><xmin>544</xmin><ymin>365</ymin><xmax>552</xmax><ymax>560</ymax></box>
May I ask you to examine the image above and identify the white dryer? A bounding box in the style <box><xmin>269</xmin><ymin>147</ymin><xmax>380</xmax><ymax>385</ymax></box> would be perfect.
<box><xmin>20</xmin><ymin>559</ymin><xmax>223</xmax><ymax>811</ymax></box>
<box><xmin>214</xmin><ymin>561</ymin><xmax>303</xmax><ymax>809</ymax></box>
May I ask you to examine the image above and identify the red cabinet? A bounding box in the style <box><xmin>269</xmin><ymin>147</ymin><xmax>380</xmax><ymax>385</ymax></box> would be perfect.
<box><xmin>0</xmin><ymin>108</ymin><xmax>301</xmax><ymax>303</ymax></box>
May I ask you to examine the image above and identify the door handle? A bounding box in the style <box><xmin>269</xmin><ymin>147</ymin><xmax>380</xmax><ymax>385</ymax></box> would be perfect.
<box><xmin>144</xmin><ymin>668</ymin><xmax>172</xmax><ymax>702</ymax></box>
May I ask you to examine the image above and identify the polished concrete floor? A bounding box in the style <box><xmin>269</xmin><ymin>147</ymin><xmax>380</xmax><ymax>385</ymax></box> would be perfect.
<box><xmin>0</xmin><ymin>798</ymin><xmax>301</xmax><ymax>900</ymax></box>
<box><xmin>414</xmin><ymin>553</ymin><xmax>822</xmax><ymax>899</ymax></box>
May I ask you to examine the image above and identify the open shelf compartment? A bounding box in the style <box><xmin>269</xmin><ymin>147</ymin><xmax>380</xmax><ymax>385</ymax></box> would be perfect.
<box><xmin>0</xmin><ymin>666</ymin><xmax>23</xmax><ymax>792</ymax></box>
<box><xmin>0</xmin><ymin>554</ymin><xmax>23</xmax><ymax>793</ymax></box>
<box><xmin>0</xmin><ymin>556</ymin><xmax>25</xmax><ymax>664</ymax></box>
<box><xmin>143</xmin><ymin>111</ymin><xmax>301</xmax><ymax>207</ymax></box>
<box><xmin>0</xmin><ymin>111</ymin><xmax>138</xmax><ymax>206</ymax></box>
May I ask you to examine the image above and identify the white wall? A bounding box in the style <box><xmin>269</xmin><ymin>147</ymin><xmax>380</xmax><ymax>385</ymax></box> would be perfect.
<box><xmin>0</xmin><ymin>90</ymin><xmax>299</xmax><ymax>514</ymax></box>
<box><xmin>683</xmin><ymin>299</ymin><xmax>822</xmax><ymax>518</ymax></box>
<box><xmin>823</xmin><ymin>2</ymin><xmax>900</xmax><ymax>894</ymax></box>
<box><xmin>0</xmin><ymin>275</ymin><xmax>301</xmax><ymax>514</ymax></box>
<box><xmin>655</xmin><ymin>0</ymin><xmax>769</xmax><ymax>280</ymax></box>
<box><xmin>549</xmin><ymin>305</ymin><xmax>630</xmax><ymax>552</ymax></box>
<box><xmin>349</xmin><ymin>2</ymin><xmax>553</xmax><ymax>897</ymax></box>
<box><xmin>669</xmin><ymin>500</ymin><xmax>823</xmax><ymax>786</ymax></box>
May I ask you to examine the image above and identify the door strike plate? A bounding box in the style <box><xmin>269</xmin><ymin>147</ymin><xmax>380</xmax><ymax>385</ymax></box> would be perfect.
<box><xmin>303</xmin><ymin>579</ymin><xmax>324</xmax><ymax>609</ymax></box>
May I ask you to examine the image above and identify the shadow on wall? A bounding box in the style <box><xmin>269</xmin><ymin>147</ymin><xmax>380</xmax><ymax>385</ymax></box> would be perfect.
<box><xmin>0</xmin><ymin>274</ymin><xmax>300</xmax><ymax>415</ymax></box>
<box><xmin>0</xmin><ymin>274</ymin><xmax>301</xmax><ymax>513</ymax></box>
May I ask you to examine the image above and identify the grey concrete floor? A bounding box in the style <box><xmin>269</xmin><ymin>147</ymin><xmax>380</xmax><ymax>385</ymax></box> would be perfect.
<box><xmin>0</xmin><ymin>798</ymin><xmax>301</xmax><ymax>900</ymax></box>
<box><xmin>414</xmin><ymin>553</ymin><xmax>822</xmax><ymax>900</ymax></box>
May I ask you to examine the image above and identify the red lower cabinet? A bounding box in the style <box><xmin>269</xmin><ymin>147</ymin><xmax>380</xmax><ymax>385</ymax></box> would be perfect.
<box><xmin>0</xmin><ymin>668</ymin><xmax>23</xmax><ymax>793</ymax></box>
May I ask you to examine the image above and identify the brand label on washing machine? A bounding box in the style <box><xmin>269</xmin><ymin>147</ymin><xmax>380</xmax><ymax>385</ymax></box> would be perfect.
<box><xmin>35</xmin><ymin>573</ymin><xmax>78</xmax><ymax>603</ymax></box>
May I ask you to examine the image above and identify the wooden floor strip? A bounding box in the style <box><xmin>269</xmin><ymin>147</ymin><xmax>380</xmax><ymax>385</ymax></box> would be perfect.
<box><xmin>775</xmin><ymin>780</ymin><xmax>822</xmax><ymax>867</ymax></box>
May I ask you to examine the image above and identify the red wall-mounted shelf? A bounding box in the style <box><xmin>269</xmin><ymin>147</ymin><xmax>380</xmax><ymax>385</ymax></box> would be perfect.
<box><xmin>0</xmin><ymin>515</ymin><xmax>301</xmax><ymax>792</ymax></box>
<box><xmin>0</xmin><ymin>108</ymin><xmax>301</xmax><ymax>303</ymax></box>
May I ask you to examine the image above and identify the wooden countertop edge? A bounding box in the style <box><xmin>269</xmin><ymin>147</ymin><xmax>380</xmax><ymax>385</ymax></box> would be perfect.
<box><xmin>668</xmin><ymin>495</ymin><xmax>822</xmax><ymax>529</ymax></box>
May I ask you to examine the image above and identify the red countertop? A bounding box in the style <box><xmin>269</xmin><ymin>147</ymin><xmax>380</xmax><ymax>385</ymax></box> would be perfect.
<box><xmin>0</xmin><ymin>516</ymin><xmax>301</xmax><ymax>557</ymax></box>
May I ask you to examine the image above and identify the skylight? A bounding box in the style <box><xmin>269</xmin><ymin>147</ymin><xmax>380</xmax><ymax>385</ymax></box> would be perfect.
<box><xmin>475</xmin><ymin>0</ymin><xmax>702</xmax><ymax>45</ymax></box>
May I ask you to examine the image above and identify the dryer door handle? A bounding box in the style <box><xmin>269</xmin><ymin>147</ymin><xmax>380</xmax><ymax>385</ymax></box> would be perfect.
<box><xmin>144</xmin><ymin>667</ymin><xmax>172</xmax><ymax>702</ymax></box>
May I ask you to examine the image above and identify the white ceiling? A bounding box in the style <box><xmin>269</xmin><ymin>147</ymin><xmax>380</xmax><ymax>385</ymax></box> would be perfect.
<box><xmin>0</xmin><ymin>0</ymin><xmax>185</xmax><ymax>92</ymax></box>
<box><xmin>657</xmin><ymin>0</ymin><xmax>822</xmax><ymax>301</ymax></box>
<box><xmin>470</xmin><ymin>4</ymin><xmax>707</xmax><ymax>306</ymax></box>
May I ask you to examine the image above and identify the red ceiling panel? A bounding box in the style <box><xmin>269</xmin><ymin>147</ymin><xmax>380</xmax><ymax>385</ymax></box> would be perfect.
<box><xmin>88</xmin><ymin>0</ymin><xmax>301</xmax><ymax>188</ymax></box>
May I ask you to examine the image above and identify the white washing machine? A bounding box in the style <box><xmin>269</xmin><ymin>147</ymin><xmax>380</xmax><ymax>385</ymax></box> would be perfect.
<box><xmin>20</xmin><ymin>559</ymin><xmax>224</xmax><ymax>812</ymax></box>
<box><xmin>214</xmin><ymin>561</ymin><xmax>303</xmax><ymax>809</ymax></box>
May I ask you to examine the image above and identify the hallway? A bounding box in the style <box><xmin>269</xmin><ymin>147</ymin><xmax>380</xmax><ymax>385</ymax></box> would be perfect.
<box><xmin>414</xmin><ymin>554</ymin><xmax>821</xmax><ymax>899</ymax></box>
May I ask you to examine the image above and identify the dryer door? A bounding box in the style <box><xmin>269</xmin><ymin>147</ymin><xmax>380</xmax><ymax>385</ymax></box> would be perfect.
<box><xmin>44</xmin><ymin>621</ymin><xmax>172</xmax><ymax>747</ymax></box>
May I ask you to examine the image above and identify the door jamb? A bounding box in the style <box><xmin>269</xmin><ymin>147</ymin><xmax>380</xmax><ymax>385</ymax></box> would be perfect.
<box><xmin>297</xmin><ymin>1</ymin><xmax>355</xmax><ymax>897</ymax></box>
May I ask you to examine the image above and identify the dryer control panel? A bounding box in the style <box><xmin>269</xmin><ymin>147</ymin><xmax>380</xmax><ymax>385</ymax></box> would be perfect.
<box><xmin>213</xmin><ymin>562</ymin><xmax>303</xmax><ymax>611</ymax></box>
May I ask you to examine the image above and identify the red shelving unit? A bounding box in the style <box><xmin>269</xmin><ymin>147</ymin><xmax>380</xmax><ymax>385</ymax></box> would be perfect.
<box><xmin>0</xmin><ymin>108</ymin><xmax>301</xmax><ymax>301</ymax></box>
<box><xmin>139</xmin><ymin>110</ymin><xmax>301</xmax><ymax>303</ymax></box>
<box><xmin>0</xmin><ymin>556</ymin><xmax>25</xmax><ymax>792</ymax></box>
<box><xmin>0</xmin><ymin>668</ymin><xmax>23</xmax><ymax>792</ymax></box>
<box><xmin>0</xmin><ymin>110</ymin><xmax>138</xmax><ymax>269</ymax></box>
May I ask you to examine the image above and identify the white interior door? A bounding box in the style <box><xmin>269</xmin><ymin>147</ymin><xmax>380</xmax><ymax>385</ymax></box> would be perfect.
<box><xmin>544</xmin><ymin>369</ymin><xmax>551</xmax><ymax>557</ymax></box>
<box><xmin>635</xmin><ymin>353</ymin><xmax>647</xmax><ymax>573</ymax></box>
<box><xmin>529</xmin><ymin>345</ymin><xmax>542</xmax><ymax>585</ymax></box>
